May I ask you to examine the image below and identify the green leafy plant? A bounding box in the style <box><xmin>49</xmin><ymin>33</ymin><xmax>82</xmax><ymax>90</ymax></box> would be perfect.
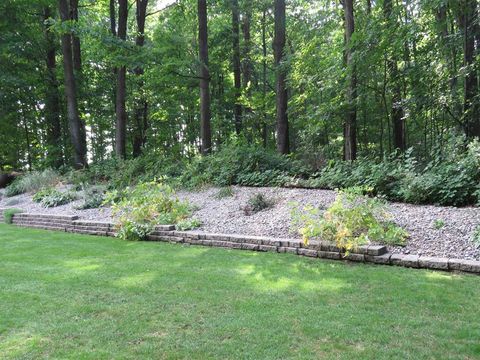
<box><xmin>106</xmin><ymin>181</ymin><xmax>194</xmax><ymax>241</ymax></box>
<box><xmin>3</xmin><ymin>208</ymin><xmax>23</xmax><ymax>224</ymax></box>
<box><xmin>242</xmin><ymin>193</ymin><xmax>274</xmax><ymax>215</ymax></box>
<box><xmin>433</xmin><ymin>219</ymin><xmax>445</xmax><ymax>230</ymax></box>
<box><xmin>215</xmin><ymin>186</ymin><xmax>234</xmax><ymax>199</ymax></box>
<box><xmin>291</xmin><ymin>187</ymin><xmax>408</xmax><ymax>253</ymax></box>
<box><xmin>75</xmin><ymin>186</ymin><xmax>105</xmax><ymax>210</ymax></box>
<box><xmin>5</xmin><ymin>169</ymin><xmax>60</xmax><ymax>197</ymax></box>
<box><xmin>33</xmin><ymin>188</ymin><xmax>76</xmax><ymax>208</ymax></box>
<box><xmin>473</xmin><ymin>226</ymin><xmax>480</xmax><ymax>247</ymax></box>
<box><xmin>176</xmin><ymin>217</ymin><xmax>202</xmax><ymax>231</ymax></box>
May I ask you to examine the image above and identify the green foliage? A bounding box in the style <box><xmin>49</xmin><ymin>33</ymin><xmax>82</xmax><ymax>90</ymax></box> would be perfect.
<box><xmin>75</xmin><ymin>186</ymin><xmax>105</xmax><ymax>210</ymax></box>
<box><xmin>215</xmin><ymin>186</ymin><xmax>235</xmax><ymax>199</ymax></box>
<box><xmin>33</xmin><ymin>188</ymin><xmax>76</xmax><ymax>208</ymax></box>
<box><xmin>5</xmin><ymin>170</ymin><xmax>60</xmax><ymax>197</ymax></box>
<box><xmin>473</xmin><ymin>226</ymin><xmax>480</xmax><ymax>247</ymax></box>
<box><xmin>292</xmin><ymin>187</ymin><xmax>408</xmax><ymax>252</ymax></box>
<box><xmin>180</xmin><ymin>142</ymin><xmax>308</xmax><ymax>188</ymax></box>
<box><xmin>106</xmin><ymin>181</ymin><xmax>193</xmax><ymax>241</ymax></box>
<box><xmin>3</xmin><ymin>208</ymin><xmax>23</xmax><ymax>224</ymax></box>
<box><xmin>176</xmin><ymin>217</ymin><xmax>202</xmax><ymax>231</ymax></box>
<box><xmin>433</xmin><ymin>219</ymin><xmax>445</xmax><ymax>230</ymax></box>
<box><xmin>243</xmin><ymin>193</ymin><xmax>274</xmax><ymax>215</ymax></box>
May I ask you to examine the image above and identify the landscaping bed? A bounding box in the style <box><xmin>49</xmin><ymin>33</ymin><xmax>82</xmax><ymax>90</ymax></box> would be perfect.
<box><xmin>1</xmin><ymin>185</ymin><xmax>479</xmax><ymax>261</ymax></box>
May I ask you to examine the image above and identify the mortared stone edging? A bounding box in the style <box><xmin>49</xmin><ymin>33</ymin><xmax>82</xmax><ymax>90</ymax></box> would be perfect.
<box><xmin>1</xmin><ymin>209</ymin><xmax>479</xmax><ymax>275</ymax></box>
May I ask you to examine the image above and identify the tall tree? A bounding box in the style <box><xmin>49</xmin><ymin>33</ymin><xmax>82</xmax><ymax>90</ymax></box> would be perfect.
<box><xmin>461</xmin><ymin>0</ymin><xmax>480</xmax><ymax>138</ymax></box>
<box><xmin>43</xmin><ymin>7</ymin><xmax>63</xmax><ymax>168</ymax></box>
<box><xmin>241</xmin><ymin>1</ymin><xmax>253</xmax><ymax>124</ymax></box>
<box><xmin>274</xmin><ymin>0</ymin><xmax>289</xmax><ymax>154</ymax></box>
<box><xmin>384</xmin><ymin>0</ymin><xmax>405</xmax><ymax>152</ymax></box>
<box><xmin>343</xmin><ymin>0</ymin><xmax>357</xmax><ymax>160</ymax></box>
<box><xmin>132</xmin><ymin>0</ymin><xmax>149</xmax><ymax>157</ymax></box>
<box><xmin>231</xmin><ymin>0</ymin><xmax>242</xmax><ymax>134</ymax></box>
<box><xmin>198</xmin><ymin>0</ymin><xmax>212</xmax><ymax>154</ymax></box>
<box><xmin>115</xmin><ymin>0</ymin><xmax>128</xmax><ymax>159</ymax></box>
<box><xmin>58</xmin><ymin>0</ymin><xmax>87</xmax><ymax>168</ymax></box>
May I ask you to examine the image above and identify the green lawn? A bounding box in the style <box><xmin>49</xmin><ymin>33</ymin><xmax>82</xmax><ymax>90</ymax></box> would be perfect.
<box><xmin>0</xmin><ymin>224</ymin><xmax>479</xmax><ymax>360</ymax></box>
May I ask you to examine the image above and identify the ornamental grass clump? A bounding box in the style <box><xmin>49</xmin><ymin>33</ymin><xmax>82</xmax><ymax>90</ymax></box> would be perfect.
<box><xmin>291</xmin><ymin>187</ymin><xmax>408</xmax><ymax>253</ymax></box>
<box><xmin>105</xmin><ymin>181</ymin><xmax>197</xmax><ymax>241</ymax></box>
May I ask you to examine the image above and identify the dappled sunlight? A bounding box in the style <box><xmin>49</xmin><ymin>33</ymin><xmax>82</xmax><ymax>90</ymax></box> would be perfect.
<box><xmin>112</xmin><ymin>272</ymin><xmax>157</xmax><ymax>288</ymax></box>
<box><xmin>63</xmin><ymin>259</ymin><xmax>101</xmax><ymax>273</ymax></box>
<box><xmin>0</xmin><ymin>332</ymin><xmax>50</xmax><ymax>359</ymax></box>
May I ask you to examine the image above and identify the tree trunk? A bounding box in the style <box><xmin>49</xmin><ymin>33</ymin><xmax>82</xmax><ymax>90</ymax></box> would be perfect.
<box><xmin>43</xmin><ymin>7</ymin><xmax>64</xmax><ymax>168</ymax></box>
<box><xmin>132</xmin><ymin>0</ymin><xmax>149</xmax><ymax>158</ymax></box>
<box><xmin>115</xmin><ymin>0</ymin><xmax>128</xmax><ymax>159</ymax></box>
<box><xmin>69</xmin><ymin>0</ymin><xmax>81</xmax><ymax>72</ymax></box>
<box><xmin>231</xmin><ymin>0</ymin><xmax>242</xmax><ymax>135</ymax></box>
<box><xmin>343</xmin><ymin>0</ymin><xmax>357</xmax><ymax>161</ymax></box>
<box><xmin>242</xmin><ymin>2</ymin><xmax>254</xmax><ymax>131</ymax></box>
<box><xmin>274</xmin><ymin>0</ymin><xmax>289</xmax><ymax>154</ymax></box>
<box><xmin>198</xmin><ymin>0</ymin><xmax>212</xmax><ymax>155</ymax></box>
<box><xmin>384</xmin><ymin>0</ymin><xmax>405</xmax><ymax>152</ymax></box>
<box><xmin>462</xmin><ymin>0</ymin><xmax>480</xmax><ymax>138</ymax></box>
<box><xmin>58</xmin><ymin>0</ymin><xmax>87</xmax><ymax>168</ymax></box>
<box><xmin>262</xmin><ymin>9</ymin><xmax>268</xmax><ymax>148</ymax></box>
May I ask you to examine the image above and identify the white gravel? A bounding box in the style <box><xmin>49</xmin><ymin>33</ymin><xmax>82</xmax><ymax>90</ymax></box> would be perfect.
<box><xmin>1</xmin><ymin>186</ymin><xmax>479</xmax><ymax>260</ymax></box>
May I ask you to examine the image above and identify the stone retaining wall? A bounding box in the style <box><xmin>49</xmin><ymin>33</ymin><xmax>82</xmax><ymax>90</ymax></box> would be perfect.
<box><xmin>1</xmin><ymin>210</ymin><xmax>479</xmax><ymax>275</ymax></box>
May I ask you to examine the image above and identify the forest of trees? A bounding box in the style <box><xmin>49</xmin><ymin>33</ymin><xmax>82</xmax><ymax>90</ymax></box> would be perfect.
<box><xmin>1</xmin><ymin>0</ymin><xmax>480</xmax><ymax>171</ymax></box>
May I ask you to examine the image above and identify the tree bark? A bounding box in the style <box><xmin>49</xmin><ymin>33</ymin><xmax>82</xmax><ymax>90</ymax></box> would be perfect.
<box><xmin>198</xmin><ymin>0</ymin><xmax>212</xmax><ymax>155</ymax></box>
<box><xmin>462</xmin><ymin>0</ymin><xmax>480</xmax><ymax>138</ymax></box>
<box><xmin>58</xmin><ymin>0</ymin><xmax>87</xmax><ymax>168</ymax></box>
<box><xmin>274</xmin><ymin>0</ymin><xmax>289</xmax><ymax>154</ymax></box>
<box><xmin>343</xmin><ymin>0</ymin><xmax>357</xmax><ymax>161</ymax></box>
<box><xmin>69</xmin><ymin>0</ymin><xmax>81</xmax><ymax>72</ymax></box>
<box><xmin>115</xmin><ymin>0</ymin><xmax>128</xmax><ymax>159</ymax></box>
<box><xmin>262</xmin><ymin>8</ymin><xmax>268</xmax><ymax>148</ymax></box>
<box><xmin>242</xmin><ymin>2</ymin><xmax>254</xmax><ymax>130</ymax></box>
<box><xmin>132</xmin><ymin>0</ymin><xmax>149</xmax><ymax>158</ymax></box>
<box><xmin>231</xmin><ymin>0</ymin><xmax>242</xmax><ymax>135</ymax></box>
<box><xmin>43</xmin><ymin>7</ymin><xmax>64</xmax><ymax>168</ymax></box>
<box><xmin>384</xmin><ymin>0</ymin><xmax>405</xmax><ymax>152</ymax></box>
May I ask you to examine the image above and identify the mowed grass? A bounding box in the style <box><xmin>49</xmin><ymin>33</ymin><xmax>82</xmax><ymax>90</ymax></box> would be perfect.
<box><xmin>0</xmin><ymin>224</ymin><xmax>479</xmax><ymax>360</ymax></box>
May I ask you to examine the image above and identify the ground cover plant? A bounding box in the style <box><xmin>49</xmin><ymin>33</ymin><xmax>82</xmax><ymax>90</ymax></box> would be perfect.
<box><xmin>4</xmin><ymin>170</ymin><xmax>60</xmax><ymax>197</ymax></box>
<box><xmin>292</xmin><ymin>187</ymin><xmax>408</xmax><ymax>251</ymax></box>
<box><xmin>0</xmin><ymin>224</ymin><xmax>479</xmax><ymax>359</ymax></box>
<box><xmin>32</xmin><ymin>188</ymin><xmax>76</xmax><ymax>208</ymax></box>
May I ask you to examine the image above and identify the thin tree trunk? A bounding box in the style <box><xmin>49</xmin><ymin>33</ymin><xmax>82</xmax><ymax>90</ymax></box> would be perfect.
<box><xmin>384</xmin><ymin>0</ymin><xmax>405</xmax><ymax>152</ymax></box>
<box><xmin>198</xmin><ymin>0</ymin><xmax>212</xmax><ymax>155</ymax></box>
<box><xmin>242</xmin><ymin>2</ymin><xmax>253</xmax><ymax>128</ymax></box>
<box><xmin>343</xmin><ymin>0</ymin><xmax>357</xmax><ymax>161</ymax></box>
<box><xmin>462</xmin><ymin>0</ymin><xmax>480</xmax><ymax>137</ymax></box>
<box><xmin>274</xmin><ymin>0</ymin><xmax>289</xmax><ymax>154</ymax></box>
<box><xmin>132</xmin><ymin>0</ymin><xmax>149</xmax><ymax>158</ymax></box>
<box><xmin>43</xmin><ymin>7</ymin><xmax>64</xmax><ymax>168</ymax></box>
<box><xmin>58</xmin><ymin>0</ymin><xmax>87</xmax><ymax>168</ymax></box>
<box><xmin>115</xmin><ymin>0</ymin><xmax>128</xmax><ymax>159</ymax></box>
<box><xmin>231</xmin><ymin>0</ymin><xmax>242</xmax><ymax>135</ymax></box>
<box><xmin>262</xmin><ymin>9</ymin><xmax>268</xmax><ymax>148</ymax></box>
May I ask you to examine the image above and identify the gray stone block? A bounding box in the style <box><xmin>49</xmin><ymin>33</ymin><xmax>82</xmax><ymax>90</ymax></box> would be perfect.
<box><xmin>418</xmin><ymin>257</ymin><xmax>449</xmax><ymax>270</ymax></box>
<box><xmin>366</xmin><ymin>245</ymin><xmax>388</xmax><ymax>256</ymax></box>
<box><xmin>343</xmin><ymin>253</ymin><xmax>365</xmax><ymax>262</ymax></box>
<box><xmin>320</xmin><ymin>242</ymin><xmax>341</xmax><ymax>253</ymax></box>
<box><xmin>318</xmin><ymin>251</ymin><xmax>341</xmax><ymax>260</ymax></box>
<box><xmin>258</xmin><ymin>245</ymin><xmax>277</xmax><ymax>252</ymax></box>
<box><xmin>400</xmin><ymin>254</ymin><xmax>419</xmax><ymax>268</ymax></box>
<box><xmin>449</xmin><ymin>259</ymin><xmax>480</xmax><ymax>273</ymax></box>
<box><xmin>298</xmin><ymin>248</ymin><xmax>318</xmax><ymax>257</ymax></box>
<box><xmin>390</xmin><ymin>254</ymin><xmax>406</xmax><ymax>266</ymax></box>
<box><xmin>241</xmin><ymin>243</ymin><xmax>259</xmax><ymax>251</ymax></box>
<box><xmin>365</xmin><ymin>253</ymin><xmax>392</xmax><ymax>264</ymax></box>
<box><xmin>277</xmin><ymin>247</ymin><xmax>298</xmax><ymax>255</ymax></box>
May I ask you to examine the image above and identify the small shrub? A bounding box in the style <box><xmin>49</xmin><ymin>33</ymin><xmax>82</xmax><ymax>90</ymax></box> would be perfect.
<box><xmin>5</xmin><ymin>169</ymin><xmax>60</xmax><ymax>197</ymax></box>
<box><xmin>433</xmin><ymin>219</ymin><xmax>445</xmax><ymax>230</ymax></box>
<box><xmin>473</xmin><ymin>226</ymin><xmax>480</xmax><ymax>247</ymax></box>
<box><xmin>3</xmin><ymin>208</ymin><xmax>23</xmax><ymax>224</ymax></box>
<box><xmin>33</xmin><ymin>188</ymin><xmax>76</xmax><ymax>208</ymax></box>
<box><xmin>106</xmin><ymin>181</ymin><xmax>194</xmax><ymax>241</ymax></box>
<box><xmin>176</xmin><ymin>217</ymin><xmax>202</xmax><ymax>231</ymax></box>
<box><xmin>242</xmin><ymin>193</ymin><xmax>274</xmax><ymax>215</ymax></box>
<box><xmin>75</xmin><ymin>186</ymin><xmax>105</xmax><ymax>210</ymax></box>
<box><xmin>291</xmin><ymin>187</ymin><xmax>408</xmax><ymax>253</ymax></box>
<box><xmin>215</xmin><ymin>186</ymin><xmax>234</xmax><ymax>199</ymax></box>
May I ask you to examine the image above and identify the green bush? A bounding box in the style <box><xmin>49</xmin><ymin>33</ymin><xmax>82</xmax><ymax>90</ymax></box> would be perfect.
<box><xmin>33</xmin><ymin>188</ymin><xmax>76</xmax><ymax>208</ymax></box>
<box><xmin>106</xmin><ymin>181</ymin><xmax>196</xmax><ymax>241</ymax></box>
<box><xmin>5</xmin><ymin>169</ymin><xmax>60</xmax><ymax>197</ymax></box>
<box><xmin>3</xmin><ymin>208</ymin><xmax>23</xmax><ymax>224</ymax></box>
<box><xmin>291</xmin><ymin>187</ymin><xmax>408</xmax><ymax>252</ymax></box>
<box><xmin>242</xmin><ymin>193</ymin><xmax>274</xmax><ymax>215</ymax></box>
<box><xmin>75</xmin><ymin>186</ymin><xmax>105</xmax><ymax>210</ymax></box>
<box><xmin>215</xmin><ymin>186</ymin><xmax>235</xmax><ymax>199</ymax></box>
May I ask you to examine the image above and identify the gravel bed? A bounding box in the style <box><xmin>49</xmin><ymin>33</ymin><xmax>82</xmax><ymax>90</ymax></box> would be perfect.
<box><xmin>1</xmin><ymin>186</ymin><xmax>479</xmax><ymax>261</ymax></box>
